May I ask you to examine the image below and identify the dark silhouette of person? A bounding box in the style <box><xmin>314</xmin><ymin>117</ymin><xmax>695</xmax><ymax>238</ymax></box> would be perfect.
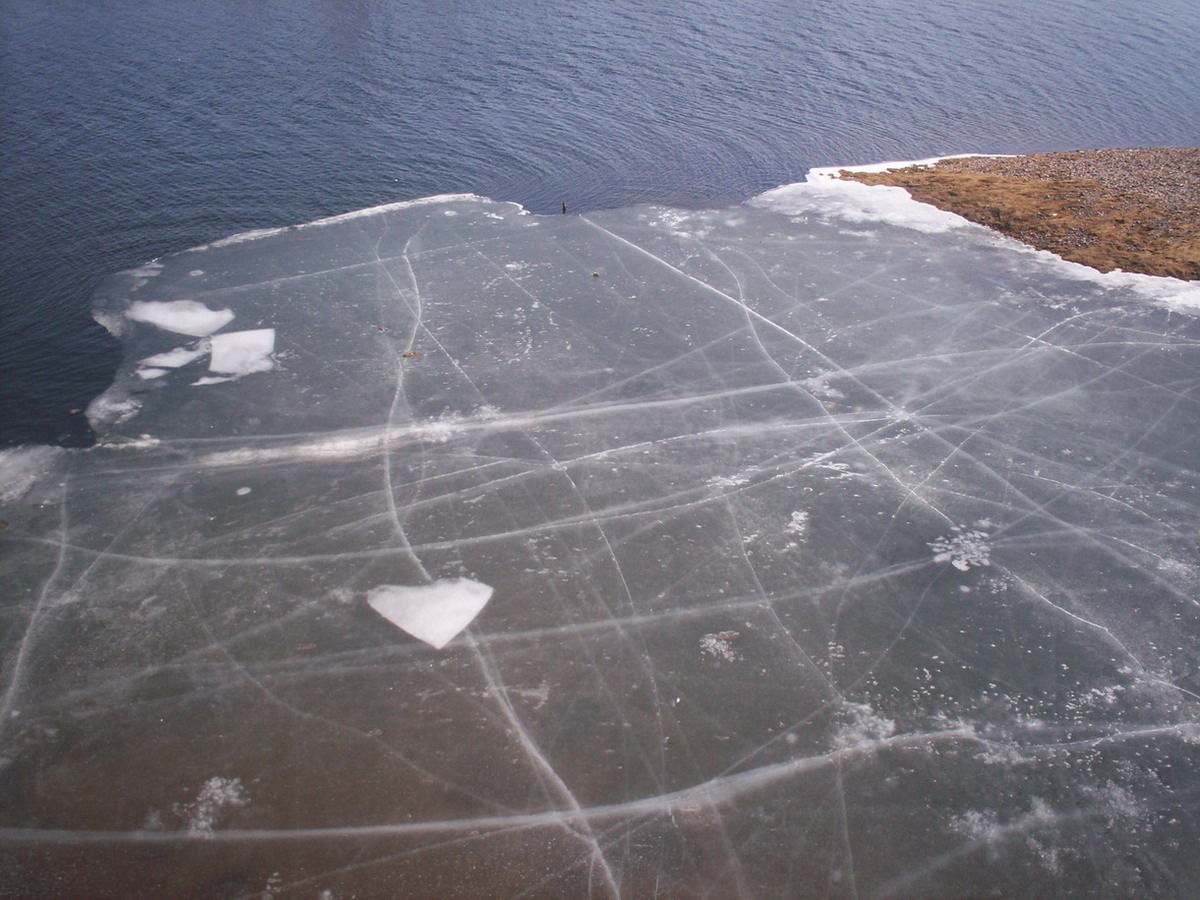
<box><xmin>562</xmin><ymin>202</ymin><xmax>567</xmax><ymax>214</ymax></box>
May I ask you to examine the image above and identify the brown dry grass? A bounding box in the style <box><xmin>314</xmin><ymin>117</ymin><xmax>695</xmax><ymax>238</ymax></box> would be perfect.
<box><xmin>836</xmin><ymin>150</ymin><xmax>1200</xmax><ymax>280</ymax></box>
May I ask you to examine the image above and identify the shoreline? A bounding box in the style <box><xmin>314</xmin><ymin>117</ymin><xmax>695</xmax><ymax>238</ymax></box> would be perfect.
<box><xmin>829</xmin><ymin>148</ymin><xmax>1200</xmax><ymax>280</ymax></box>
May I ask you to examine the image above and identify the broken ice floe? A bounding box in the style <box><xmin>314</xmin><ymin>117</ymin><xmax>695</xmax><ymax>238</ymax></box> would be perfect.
<box><xmin>367</xmin><ymin>578</ymin><xmax>494</xmax><ymax>649</ymax></box>
<box><xmin>208</xmin><ymin>329</ymin><xmax>276</xmax><ymax>376</ymax></box>
<box><xmin>126</xmin><ymin>300</ymin><xmax>235</xmax><ymax>336</ymax></box>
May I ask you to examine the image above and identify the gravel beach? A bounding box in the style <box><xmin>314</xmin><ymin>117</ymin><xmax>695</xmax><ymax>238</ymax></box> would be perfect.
<box><xmin>836</xmin><ymin>148</ymin><xmax>1200</xmax><ymax>279</ymax></box>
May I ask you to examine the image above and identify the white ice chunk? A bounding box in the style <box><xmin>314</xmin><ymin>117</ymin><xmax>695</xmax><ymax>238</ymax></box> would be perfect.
<box><xmin>126</xmin><ymin>300</ymin><xmax>234</xmax><ymax>336</ymax></box>
<box><xmin>138</xmin><ymin>342</ymin><xmax>211</xmax><ymax>368</ymax></box>
<box><xmin>208</xmin><ymin>329</ymin><xmax>276</xmax><ymax>376</ymax></box>
<box><xmin>135</xmin><ymin>367</ymin><xmax>170</xmax><ymax>379</ymax></box>
<box><xmin>367</xmin><ymin>578</ymin><xmax>494</xmax><ymax>649</ymax></box>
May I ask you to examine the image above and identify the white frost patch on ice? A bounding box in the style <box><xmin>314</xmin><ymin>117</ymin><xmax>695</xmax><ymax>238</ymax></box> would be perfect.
<box><xmin>179</xmin><ymin>776</ymin><xmax>248</xmax><ymax>837</ymax></box>
<box><xmin>654</xmin><ymin>209</ymin><xmax>712</xmax><ymax>239</ymax></box>
<box><xmin>707</xmin><ymin>474</ymin><xmax>749</xmax><ymax>488</ymax></box>
<box><xmin>0</xmin><ymin>446</ymin><xmax>60</xmax><ymax>503</ymax></box>
<box><xmin>139</xmin><ymin>342</ymin><xmax>211</xmax><ymax>368</ymax></box>
<box><xmin>800</xmin><ymin>370</ymin><xmax>844</xmax><ymax>398</ymax></box>
<box><xmin>208</xmin><ymin>329</ymin><xmax>276</xmax><ymax>376</ymax></box>
<box><xmin>929</xmin><ymin>525</ymin><xmax>993</xmax><ymax>571</ymax></box>
<box><xmin>367</xmin><ymin>577</ymin><xmax>494</xmax><ymax>649</ymax></box>
<box><xmin>700</xmin><ymin>631</ymin><xmax>743</xmax><ymax>663</ymax></box>
<box><xmin>126</xmin><ymin>300</ymin><xmax>235</xmax><ymax>336</ymax></box>
<box><xmin>832</xmin><ymin>702</ymin><xmax>896</xmax><ymax>749</ymax></box>
<box><xmin>192</xmin><ymin>375</ymin><xmax>237</xmax><ymax>386</ymax></box>
<box><xmin>86</xmin><ymin>391</ymin><xmax>142</xmax><ymax>431</ymax></box>
<box><xmin>786</xmin><ymin>510</ymin><xmax>809</xmax><ymax>537</ymax></box>
<box><xmin>413</xmin><ymin>416</ymin><xmax>464</xmax><ymax>444</ymax></box>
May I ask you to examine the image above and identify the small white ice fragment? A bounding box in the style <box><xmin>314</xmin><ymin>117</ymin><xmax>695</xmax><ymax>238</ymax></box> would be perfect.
<box><xmin>236</xmin><ymin>487</ymin><xmax>252</xmax><ymax>496</ymax></box>
<box><xmin>138</xmin><ymin>342</ymin><xmax>211</xmax><ymax>368</ymax></box>
<box><xmin>126</xmin><ymin>300</ymin><xmax>234</xmax><ymax>336</ymax></box>
<box><xmin>367</xmin><ymin>578</ymin><xmax>494</xmax><ymax>649</ymax></box>
<box><xmin>209</xmin><ymin>329</ymin><xmax>276</xmax><ymax>376</ymax></box>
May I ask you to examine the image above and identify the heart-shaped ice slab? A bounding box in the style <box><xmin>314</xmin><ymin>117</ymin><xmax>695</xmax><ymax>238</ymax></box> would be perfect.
<box><xmin>367</xmin><ymin>578</ymin><xmax>494</xmax><ymax>649</ymax></box>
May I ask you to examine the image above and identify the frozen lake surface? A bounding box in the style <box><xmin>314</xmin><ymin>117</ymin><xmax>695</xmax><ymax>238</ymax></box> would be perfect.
<box><xmin>2</xmin><ymin>180</ymin><xmax>1200</xmax><ymax>897</ymax></box>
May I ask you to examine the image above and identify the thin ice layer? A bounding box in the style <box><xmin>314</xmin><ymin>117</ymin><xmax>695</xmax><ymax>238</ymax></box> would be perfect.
<box><xmin>4</xmin><ymin>190</ymin><xmax>1199</xmax><ymax>899</ymax></box>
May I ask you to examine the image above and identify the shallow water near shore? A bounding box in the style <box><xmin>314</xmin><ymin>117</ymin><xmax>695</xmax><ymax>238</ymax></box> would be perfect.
<box><xmin>3</xmin><ymin>0</ymin><xmax>1200</xmax><ymax>446</ymax></box>
<box><xmin>2</xmin><ymin>182</ymin><xmax>1199</xmax><ymax>897</ymax></box>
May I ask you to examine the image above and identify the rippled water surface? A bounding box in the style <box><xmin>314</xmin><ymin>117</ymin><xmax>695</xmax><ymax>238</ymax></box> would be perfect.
<box><xmin>1</xmin><ymin>0</ymin><xmax>1198</xmax><ymax>444</ymax></box>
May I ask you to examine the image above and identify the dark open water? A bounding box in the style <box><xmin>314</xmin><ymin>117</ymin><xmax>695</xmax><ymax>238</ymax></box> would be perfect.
<box><xmin>2</xmin><ymin>0</ymin><xmax>1198</xmax><ymax>447</ymax></box>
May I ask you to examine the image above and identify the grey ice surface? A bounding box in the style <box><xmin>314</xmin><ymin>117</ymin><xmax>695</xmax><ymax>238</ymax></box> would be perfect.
<box><xmin>2</xmin><ymin>190</ymin><xmax>1200</xmax><ymax>899</ymax></box>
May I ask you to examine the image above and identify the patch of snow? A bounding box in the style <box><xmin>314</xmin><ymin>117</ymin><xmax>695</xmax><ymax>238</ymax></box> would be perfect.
<box><xmin>700</xmin><ymin>631</ymin><xmax>743</xmax><ymax>663</ymax></box>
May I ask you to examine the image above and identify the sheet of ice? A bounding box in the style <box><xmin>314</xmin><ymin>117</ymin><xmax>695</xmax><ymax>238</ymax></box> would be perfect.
<box><xmin>207</xmin><ymin>328</ymin><xmax>276</xmax><ymax>376</ymax></box>
<box><xmin>2</xmin><ymin>189</ymin><xmax>1199</xmax><ymax>899</ymax></box>
<box><xmin>367</xmin><ymin>578</ymin><xmax>494</xmax><ymax>649</ymax></box>
<box><xmin>125</xmin><ymin>299</ymin><xmax>234</xmax><ymax>336</ymax></box>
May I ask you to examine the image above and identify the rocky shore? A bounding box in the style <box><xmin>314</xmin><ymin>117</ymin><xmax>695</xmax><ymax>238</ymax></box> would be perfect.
<box><xmin>835</xmin><ymin>148</ymin><xmax>1199</xmax><ymax>280</ymax></box>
